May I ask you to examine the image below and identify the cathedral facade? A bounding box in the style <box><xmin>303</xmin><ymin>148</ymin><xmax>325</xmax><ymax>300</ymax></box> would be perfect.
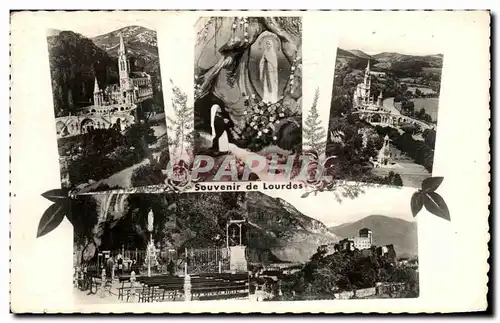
<box><xmin>352</xmin><ymin>60</ymin><xmax>383</xmax><ymax>111</ymax></box>
<box><xmin>55</xmin><ymin>35</ymin><xmax>153</xmax><ymax>139</ymax></box>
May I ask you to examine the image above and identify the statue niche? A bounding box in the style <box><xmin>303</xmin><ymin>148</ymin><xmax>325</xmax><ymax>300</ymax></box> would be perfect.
<box><xmin>250</xmin><ymin>32</ymin><xmax>289</xmax><ymax>104</ymax></box>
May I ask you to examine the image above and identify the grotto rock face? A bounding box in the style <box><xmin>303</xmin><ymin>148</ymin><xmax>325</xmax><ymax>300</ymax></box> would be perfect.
<box><xmin>73</xmin><ymin>191</ymin><xmax>338</xmax><ymax>266</ymax></box>
<box><xmin>194</xmin><ymin>17</ymin><xmax>302</xmax><ymax>138</ymax></box>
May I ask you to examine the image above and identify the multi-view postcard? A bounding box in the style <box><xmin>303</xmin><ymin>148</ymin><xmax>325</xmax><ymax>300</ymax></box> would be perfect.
<box><xmin>9</xmin><ymin>11</ymin><xmax>490</xmax><ymax>314</ymax></box>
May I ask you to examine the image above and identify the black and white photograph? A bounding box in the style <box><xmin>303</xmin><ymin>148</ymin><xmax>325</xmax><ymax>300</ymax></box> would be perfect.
<box><xmin>326</xmin><ymin>36</ymin><xmax>442</xmax><ymax>188</ymax></box>
<box><xmin>72</xmin><ymin>189</ymin><xmax>418</xmax><ymax>303</ymax></box>
<box><xmin>72</xmin><ymin>191</ymin><xmax>250</xmax><ymax>303</ymax></box>
<box><xmin>47</xmin><ymin>24</ymin><xmax>169</xmax><ymax>191</ymax></box>
<box><xmin>247</xmin><ymin>190</ymin><xmax>419</xmax><ymax>301</ymax></box>
<box><xmin>9</xmin><ymin>10</ymin><xmax>490</xmax><ymax>314</ymax></box>
<box><xmin>193</xmin><ymin>17</ymin><xmax>303</xmax><ymax>177</ymax></box>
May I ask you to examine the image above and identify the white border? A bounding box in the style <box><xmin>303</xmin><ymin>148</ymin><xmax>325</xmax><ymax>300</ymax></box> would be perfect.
<box><xmin>6</xmin><ymin>3</ymin><xmax>494</xmax><ymax>319</ymax></box>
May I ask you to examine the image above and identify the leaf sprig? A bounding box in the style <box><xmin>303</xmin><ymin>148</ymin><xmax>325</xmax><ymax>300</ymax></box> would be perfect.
<box><xmin>411</xmin><ymin>177</ymin><xmax>450</xmax><ymax>221</ymax></box>
<box><xmin>38</xmin><ymin>188</ymin><xmax>70</xmax><ymax>238</ymax></box>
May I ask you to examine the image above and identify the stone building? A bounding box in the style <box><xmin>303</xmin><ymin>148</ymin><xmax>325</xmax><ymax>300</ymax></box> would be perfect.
<box><xmin>353</xmin><ymin>60</ymin><xmax>384</xmax><ymax>111</ymax></box>
<box><xmin>54</xmin><ymin>35</ymin><xmax>153</xmax><ymax>139</ymax></box>
<box><xmin>334</xmin><ymin>228</ymin><xmax>373</xmax><ymax>252</ymax></box>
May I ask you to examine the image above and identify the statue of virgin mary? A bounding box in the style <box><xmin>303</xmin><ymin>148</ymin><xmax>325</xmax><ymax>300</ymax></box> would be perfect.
<box><xmin>147</xmin><ymin>209</ymin><xmax>154</xmax><ymax>233</ymax></box>
<box><xmin>259</xmin><ymin>38</ymin><xmax>279</xmax><ymax>104</ymax></box>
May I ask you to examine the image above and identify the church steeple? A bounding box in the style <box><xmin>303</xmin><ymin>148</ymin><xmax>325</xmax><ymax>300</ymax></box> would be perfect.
<box><xmin>364</xmin><ymin>60</ymin><xmax>371</xmax><ymax>104</ymax></box>
<box><xmin>93</xmin><ymin>77</ymin><xmax>102</xmax><ymax>107</ymax></box>
<box><xmin>118</xmin><ymin>34</ymin><xmax>130</xmax><ymax>91</ymax></box>
<box><xmin>93</xmin><ymin>77</ymin><xmax>100</xmax><ymax>93</ymax></box>
<box><xmin>119</xmin><ymin>34</ymin><xmax>126</xmax><ymax>55</ymax></box>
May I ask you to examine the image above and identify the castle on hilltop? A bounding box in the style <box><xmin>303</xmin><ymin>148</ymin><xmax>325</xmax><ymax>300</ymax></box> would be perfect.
<box><xmin>353</xmin><ymin>60</ymin><xmax>384</xmax><ymax>111</ymax></box>
<box><xmin>336</xmin><ymin>228</ymin><xmax>373</xmax><ymax>251</ymax></box>
<box><xmin>55</xmin><ymin>35</ymin><xmax>153</xmax><ymax>139</ymax></box>
<box><xmin>333</xmin><ymin>228</ymin><xmax>397</xmax><ymax>262</ymax></box>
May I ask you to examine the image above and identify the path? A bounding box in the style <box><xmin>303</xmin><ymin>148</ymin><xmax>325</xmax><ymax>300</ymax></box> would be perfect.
<box><xmin>78</xmin><ymin>157</ymin><xmax>153</xmax><ymax>193</ymax></box>
<box><xmin>382</xmin><ymin>97</ymin><xmax>401</xmax><ymax>115</ymax></box>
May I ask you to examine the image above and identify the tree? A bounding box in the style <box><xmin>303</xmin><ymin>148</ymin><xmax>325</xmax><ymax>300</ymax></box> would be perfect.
<box><xmin>303</xmin><ymin>88</ymin><xmax>326</xmax><ymax>154</ymax></box>
<box><xmin>423</xmin><ymin>129</ymin><xmax>436</xmax><ymax>148</ymax></box>
<box><xmin>384</xmin><ymin>171</ymin><xmax>403</xmax><ymax>186</ymax></box>
<box><xmin>125</xmin><ymin>123</ymin><xmax>157</xmax><ymax>158</ymax></box>
<box><xmin>167</xmin><ymin>81</ymin><xmax>194</xmax><ymax>160</ymax></box>
<box><xmin>131</xmin><ymin>164</ymin><xmax>166</xmax><ymax>187</ymax></box>
<box><xmin>67</xmin><ymin>88</ymin><xmax>74</xmax><ymax>111</ymax></box>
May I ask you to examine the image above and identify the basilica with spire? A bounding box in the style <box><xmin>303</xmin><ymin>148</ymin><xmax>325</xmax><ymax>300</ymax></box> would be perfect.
<box><xmin>353</xmin><ymin>60</ymin><xmax>384</xmax><ymax>111</ymax></box>
<box><xmin>54</xmin><ymin>35</ymin><xmax>154</xmax><ymax>139</ymax></box>
<box><xmin>86</xmin><ymin>35</ymin><xmax>153</xmax><ymax>115</ymax></box>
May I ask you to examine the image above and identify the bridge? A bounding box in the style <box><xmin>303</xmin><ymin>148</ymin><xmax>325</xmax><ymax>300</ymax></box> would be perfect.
<box><xmin>353</xmin><ymin>109</ymin><xmax>436</xmax><ymax>131</ymax></box>
<box><xmin>55</xmin><ymin>112</ymin><xmax>136</xmax><ymax>139</ymax></box>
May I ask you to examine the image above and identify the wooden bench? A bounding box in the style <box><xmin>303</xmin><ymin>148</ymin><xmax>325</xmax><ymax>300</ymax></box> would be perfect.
<box><xmin>190</xmin><ymin>275</ymin><xmax>249</xmax><ymax>301</ymax></box>
<box><xmin>136</xmin><ymin>276</ymin><xmax>184</xmax><ymax>303</ymax></box>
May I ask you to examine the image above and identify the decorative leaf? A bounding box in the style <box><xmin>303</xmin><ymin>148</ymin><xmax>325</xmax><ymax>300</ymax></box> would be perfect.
<box><xmin>421</xmin><ymin>177</ymin><xmax>444</xmax><ymax>193</ymax></box>
<box><xmin>37</xmin><ymin>202</ymin><xmax>66</xmax><ymax>238</ymax></box>
<box><xmin>410</xmin><ymin>191</ymin><xmax>424</xmax><ymax>217</ymax></box>
<box><xmin>422</xmin><ymin>192</ymin><xmax>450</xmax><ymax>221</ymax></box>
<box><xmin>41</xmin><ymin>188</ymin><xmax>69</xmax><ymax>203</ymax></box>
<box><xmin>301</xmin><ymin>191</ymin><xmax>310</xmax><ymax>198</ymax></box>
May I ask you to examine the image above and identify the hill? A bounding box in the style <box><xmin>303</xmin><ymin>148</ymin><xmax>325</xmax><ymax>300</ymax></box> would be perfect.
<box><xmin>47</xmin><ymin>30</ymin><xmax>118</xmax><ymax>116</ymax></box>
<box><xmin>92</xmin><ymin>25</ymin><xmax>161</xmax><ymax>84</ymax></box>
<box><xmin>328</xmin><ymin>215</ymin><xmax>418</xmax><ymax>258</ymax></box>
<box><xmin>346</xmin><ymin>49</ymin><xmax>376</xmax><ymax>60</ymax></box>
<box><xmin>247</xmin><ymin>192</ymin><xmax>339</xmax><ymax>263</ymax></box>
<box><xmin>372</xmin><ymin>51</ymin><xmax>443</xmax><ymax>74</ymax></box>
<box><xmin>73</xmin><ymin>191</ymin><xmax>339</xmax><ymax>265</ymax></box>
<box><xmin>335</xmin><ymin>48</ymin><xmax>379</xmax><ymax>71</ymax></box>
<box><xmin>336</xmin><ymin>48</ymin><xmax>358</xmax><ymax>59</ymax></box>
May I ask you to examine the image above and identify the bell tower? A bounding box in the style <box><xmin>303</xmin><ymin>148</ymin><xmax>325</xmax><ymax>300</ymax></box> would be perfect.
<box><xmin>118</xmin><ymin>35</ymin><xmax>131</xmax><ymax>91</ymax></box>
<box><xmin>378</xmin><ymin>90</ymin><xmax>383</xmax><ymax>107</ymax></box>
<box><xmin>93</xmin><ymin>77</ymin><xmax>102</xmax><ymax>106</ymax></box>
<box><xmin>364</xmin><ymin>60</ymin><xmax>371</xmax><ymax>104</ymax></box>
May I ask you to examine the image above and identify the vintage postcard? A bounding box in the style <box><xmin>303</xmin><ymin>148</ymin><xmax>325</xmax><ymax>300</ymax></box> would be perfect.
<box><xmin>9</xmin><ymin>10</ymin><xmax>490</xmax><ymax>313</ymax></box>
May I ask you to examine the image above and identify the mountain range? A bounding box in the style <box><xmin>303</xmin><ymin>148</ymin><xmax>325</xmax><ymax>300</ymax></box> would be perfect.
<box><xmin>91</xmin><ymin>25</ymin><xmax>160</xmax><ymax>75</ymax></box>
<box><xmin>246</xmin><ymin>192</ymin><xmax>339</xmax><ymax>263</ymax></box>
<box><xmin>336</xmin><ymin>47</ymin><xmax>443</xmax><ymax>73</ymax></box>
<box><xmin>329</xmin><ymin>215</ymin><xmax>418</xmax><ymax>258</ymax></box>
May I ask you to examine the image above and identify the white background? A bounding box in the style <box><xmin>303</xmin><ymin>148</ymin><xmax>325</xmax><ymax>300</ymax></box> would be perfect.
<box><xmin>5</xmin><ymin>0</ymin><xmax>496</xmax><ymax>320</ymax></box>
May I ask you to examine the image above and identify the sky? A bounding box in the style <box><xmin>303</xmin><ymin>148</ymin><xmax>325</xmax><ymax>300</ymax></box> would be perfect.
<box><xmin>262</xmin><ymin>184</ymin><xmax>416</xmax><ymax>227</ymax></box>
<box><xmin>50</xmin><ymin>20</ymin><xmax>157</xmax><ymax>38</ymax></box>
<box><xmin>337</xmin><ymin>15</ymin><xmax>444</xmax><ymax>57</ymax></box>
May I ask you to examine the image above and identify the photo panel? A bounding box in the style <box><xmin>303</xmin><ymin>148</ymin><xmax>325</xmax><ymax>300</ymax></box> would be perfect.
<box><xmin>72</xmin><ymin>191</ymin><xmax>250</xmax><ymax>304</ymax></box>
<box><xmin>325</xmin><ymin>24</ymin><xmax>443</xmax><ymax>188</ymax></box>
<box><xmin>47</xmin><ymin>18</ymin><xmax>169</xmax><ymax>191</ymax></box>
<box><xmin>247</xmin><ymin>186</ymin><xmax>419</xmax><ymax>301</ymax></box>
<box><xmin>193</xmin><ymin>16</ymin><xmax>303</xmax><ymax>181</ymax></box>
